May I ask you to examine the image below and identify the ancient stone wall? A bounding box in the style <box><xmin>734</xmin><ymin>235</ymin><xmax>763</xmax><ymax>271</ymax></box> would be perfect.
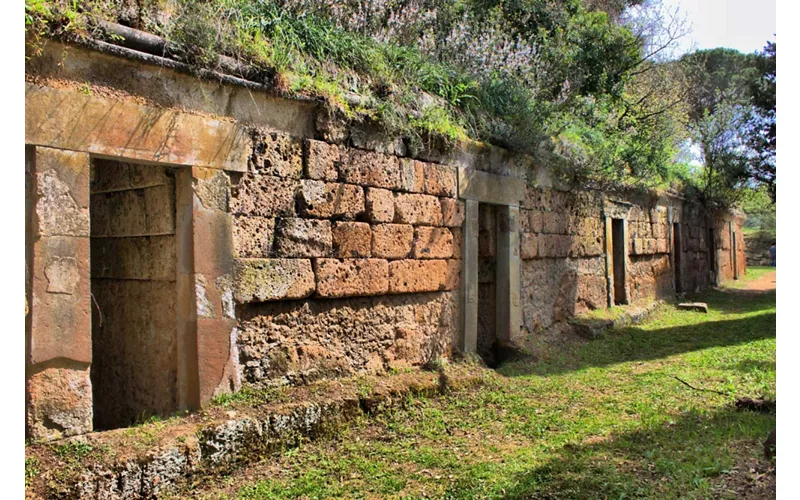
<box><xmin>24</xmin><ymin>41</ymin><xmax>748</xmax><ymax>439</ymax></box>
<box><xmin>230</xmin><ymin>132</ymin><xmax>462</xmax><ymax>385</ymax></box>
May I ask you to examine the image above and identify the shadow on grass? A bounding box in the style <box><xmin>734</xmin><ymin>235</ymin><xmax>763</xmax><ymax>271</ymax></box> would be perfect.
<box><xmin>501</xmin><ymin>288</ymin><xmax>776</xmax><ymax>378</ymax></box>
<box><xmin>444</xmin><ymin>406</ymin><xmax>775</xmax><ymax>499</ymax></box>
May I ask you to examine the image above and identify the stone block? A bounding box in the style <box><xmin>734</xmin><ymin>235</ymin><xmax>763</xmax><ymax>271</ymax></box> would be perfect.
<box><xmin>332</xmin><ymin>222</ymin><xmax>372</xmax><ymax>258</ymax></box>
<box><xmin>388</xmin><ymin>259</ymin><xmax>448</xmax><ymax>293</ymax></box>
<box><xmin>677</xmin><ymin>302</ymin><xmax>708</xmax><ymax>313</ymax></box>
<box><xmin>399</xmin><ymin>158</ymin><xmax>425</xmax><ymax>193</ymax></box>
<box><xmin>26</xmin><ymin>83</ymin><xmax>250</xmax><ymax>171</ymax></box>
<box><xmin>192</xmin><ymin>206</ymin><xmax>235</xmax><ymax>276</ymax></box>
<box><xmin>233</xmin><ymin>216</ymin><xmax>275</xmax><ymax>258</ymax></box>
<box><xmin>365</xmin><ymin>187</ymin><xmax>395</xmax><ymax>223</ymax></box>
<box><xmin>274</xmin><ymin>218</ymin><xmax>332</xmax><ymax>257</ymax></box>
<box><xmin>29</xmin><ymin>236</ymin><xmax>91</xmax><ymax>365</ymax></box>
<box><xmin>529</xmin><ymin>211</ymin><xmax>543</xmax><ymax>233</ymax></box>
<box><xmin>445</xmin><ymin>259</ymin><xmax>461</xmax><ymax>291</ymax></box>
<box><xmin>412</xmin><ymin>227</ymin><xmax>453</xmax><ymax>259</ymax></box>
<box><xmin>196</xmin><ymin>316</ymin><xmax>239</xmax><ymax>405</ymax></box>
<box><xmin>27</xmin><ymin>366</ymin><xmax>92</xmax><ymax>441</ymax></box>
<box><xmin>372</xmin><ymin>224</ymin><xmax>414</xmax><ymax>259</ymax></box>
<box><xmin>231</xmin><ymin>174</ymin><xmax>297</xmax><ymax>217</ymax></box>
<box><xmin>250</xmin><ymin>131</ymin><xmax>303</xmax><ymax>178</ymax></box>
<box><xmin>440</xmin><ymin>198</ymin><xmax>465</xmax><ymax>227</ymax></box>
<box><xmin>569</xmin><ymin>235</ymin><xmax>604</xmax><ymax>258</ymax></box>
<box><xmin>450</xmin><ymin>227</ymin><xmax>464</xmax><ymax>259</ymax></box>
<box><xmin>35</xmin><ymin>149</ymin><xmax>90</xmax><ymax>237</ymax></box>
<box><xmin>520</xmin><ymin>233</ymin><xmax>539</xmax><ymax>260</ymax></box>
<box><xmin>340</xmin><ymin>149</ymin><xmax>401</xmax><ymax>190</ymax></box>
<box><xmin>539</xmin><ymin>234</ymin><xmax>570</xmax><ymax>258</ymax></box>
<box><xmin>304</xmin><ymin>139</ymin><xmax>340</xmax><ymax>181</ymax></box>
<box><xmin>394</xmin><ymin>193</ymin><xmax>442</xmax><ymax>226</ymax></box>
<box><xmin>297</xmin><ymin>180</ymin><xmax>364</xmax><ymax>220</ymax></box>
<box><xmin>542</xmin><ymin>211</ymin><xmax>568</xmax><ymax>234</ymax></box>
<box><xmin>656</xmin><ymin>238</ymin><xmax>668</xmax><ymax>254</ymax></box>
<box><xmin>422</xmin><ymin>163</ymin><xmax>457</xmax><ymax>197</ymax></box>
<box><xmin>193</xmin><ymin>167</ymin><xmax>230</xmax><ymax>212</ymax></box>
<box><xmin>519</xmin><ymin>209</ymin><xmax>532</xmax><ymax>233</ymax></box>
<box><xmin>314</xmin><ymin>259</ymin><xmax>389</xmax><ymax>298</ymax></box>
<box><xmin>234</xmin><ymin>259</ymin><xmax>315</xmax><ymax>303</ymax></box>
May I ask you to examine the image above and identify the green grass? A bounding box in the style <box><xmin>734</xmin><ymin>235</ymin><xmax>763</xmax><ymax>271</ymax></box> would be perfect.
<box><xmin>193</xmin><ymin>284</ymin><xmax>775</xmax><ymax>499</ymax></box>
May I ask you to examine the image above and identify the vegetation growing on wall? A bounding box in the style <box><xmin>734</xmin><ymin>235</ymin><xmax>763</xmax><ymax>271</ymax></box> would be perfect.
<box><xmin>25</xmin><ymin>0</ymin><xmax>775</xmax><ymax>205</ymax></box>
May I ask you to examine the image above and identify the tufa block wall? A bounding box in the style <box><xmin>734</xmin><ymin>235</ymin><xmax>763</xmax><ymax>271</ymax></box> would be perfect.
<box><xmin>231</xmin><ymin>132</ymin><xmax>461</xmax><ymax>386</ymax></box>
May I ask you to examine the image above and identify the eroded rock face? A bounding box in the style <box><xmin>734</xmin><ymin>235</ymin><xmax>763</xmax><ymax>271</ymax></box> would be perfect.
<box><xmin>372</xmin><ymin>224</ymin><xmax>414</xmax><ymax>259</ymax></box>
<box><xmin>394</xmin><ymin>193</ymin><xmax>442</xmax><ymax>226</ymax></box>
<box><xmin>332</xmin><ymin>222</ymin><xmax>372</xmax><ymax>258</ymax></box>
<box><xmin>297</xmin><ymin>180</ymin><xmax>365</xmax><ymax>220</ymax></box>
<box><xmin>237</xmin><ymin>291</ymin><xmax>456</xmax><ymax>384</ymax></box>
<box><xmin>27</xmin><ymin>366</ymin><xmax>92</xmax><ymax>440</ymax></box>
<box><xmin>274</xmin><ymin>218</ymin><xmax>332</xmax><ymax>258</ymax></box>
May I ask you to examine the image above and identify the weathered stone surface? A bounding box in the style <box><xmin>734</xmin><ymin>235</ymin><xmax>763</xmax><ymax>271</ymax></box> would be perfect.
<box><xmin>314</xmin><ymin>259</ymin><xmax>389</xmax><ymax>298</ymax></box>
<box><xmin>569</xmin><ymin>235</ymin><xmax>604</xmax><ymax>258</ymax></box>
<box><xmin>332</xmin><ymin>222</ymin><xmax>372</xmax><ymax>258</ymax></box>
<box><xmin>304</xmin><ymin>139</ymin><xmax>340</xmax><ymax>181</ymax></box>
<box><xmin>340</xmin><ymin>149</ymin><xmax>401</xmax><ymax>190</ymax></box>
<box><xmin>440</xmin><ymin>198</ymin><xmax>465</xmax><ymax>227</ymax></box>
<box><xmin>238</xmin><ymin>292</ymin><xmax>456</xmax><ymax>383</ymax></box>
<box><xmin>26</xmin><ymin>83</ymin><xmax>250</xmax><ymax>171</ymax></box>
<box><xmin>412</xmin><ymin>227</ymin><xmax>454</xmax><ymax>259</ymax></box>
<box><xmin>394</xmin><ymin>193</ymin><xmax>442</xmax><ymax>226</ymax></box>
<box><xmin>422</xmin><ymin>163</ymin><xmax>457</xmax><ymax>197</ymax></box>
<box><xmin>274</xmin><ymin>218</ymin><xmax>332</xmax><ymax>257</ymax></box>
<box><xmin>365</xmin><ymin>187</ymin><xmax>395</xmax><ymax>223</ymax></box>
<box><xmin>91</xmin><ymin>235</ymin><xmax>177</xmax><ymax>280</ymax></box>
<box><xmin>27</xmin><ymin>366</ymin><xmax>92</xmax><ymax>441</ymax></box>
<box><xmin>231</xmin><ymin>174</ymin><xmax>297</xmax><ymax>217</ymax></box>
<box><xmin>458</xmin><ymin>167</ymin><xmax>525</xmax><ymax>205</ymax></box>
<box><xmin>29</xmin><ymin>236</ymin><xmax>91</xmax><ymax>365</ymax></box>
<box><xmin>193</xmin><ymin>167</ymin><xmax>230</xmax><ymax>212</ymax></box>
<box><xmin>520</xmin><ymin>233</ymin><xmax>539</xmax><ymax>260</ymax></box>
<box><xmin>250</xmin><ymin>132</ymin><xmax>303</xmax><ymax>178</ymax></box>
<box><xmin>399</xmin><ymin>158</ymin><xmax>425</xmax><ymax>193</ymax></box>
<box><xmin>389</xmin><ymin>259</ymin><xmax>448</xmax><ymax>293</ymax></box>
<box><xmin>372</xmin><ymin>224</ymin><xmax>414</xmax><ymax>259</ymax></box>
<box><xmin>90</xmin><ymin>279</ymin><xmax>178</xmax><ymax>429</ymax></box>
<box><xmin>234</xmin><ymin>259</ymin><xmax>315</xmax><ymax>303</ymax></box>
<box><xmin>445</xmin><ymin>259</ymin><xmax>461</xmax><ymax>291</ymax></box>
<box><xmin>450</xmin><ymin>227</ymin><xmax>463</xmax><ymax>259</ymax></box>
<box><xmin>233</xmin><ymin>216</ymin><xmax>275</xmax><ymax>258</ymax></box>
<box><xmin>297</xmin><ymin>180</ymin><xmax>364</xmax><ymax>220</ymax></box>
<box><xmin>542</xmin><ymin>211</ymin><xmax>568</xmax><ymax>234</ymax></box>
<box><xmin>529</xmin><ymin>211</ymin><xmax>543</xmax><ymax>233</ymax></box>
<box><xmin>90</xmin><ymin>184</ymin><xmax>176</xmax><ymax>237</ymax></box>
<box><xmin>35</xmin><ymin>149</ymin><xmax>90</xmax><ymax>237</ymax></box>
<box><xmin>91</xmin><ymin>159</ymin><xmax>173</xmax><ymax>194</ymax></box>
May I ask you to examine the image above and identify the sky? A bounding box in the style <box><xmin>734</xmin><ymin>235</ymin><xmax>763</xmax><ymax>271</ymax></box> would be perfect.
<box><xmin>661</xmin><ymin>0</ymin><xmax>776</xmax><ymax>55</ymax></box>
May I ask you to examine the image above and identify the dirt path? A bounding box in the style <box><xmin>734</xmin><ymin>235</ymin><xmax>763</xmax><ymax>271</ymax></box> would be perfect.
<box><xmin>746</xmin><ymin>270</ymin><xmax>777</xmax><ymax>291</ymax></box>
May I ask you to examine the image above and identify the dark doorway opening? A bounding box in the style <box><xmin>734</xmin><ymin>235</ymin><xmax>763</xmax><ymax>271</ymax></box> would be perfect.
<box><xmin>476</xmin><ymin>203</ymin><xmax>498</xmax><ymax>367</ymax></box>
<box><xmin>90</xmin><ymin>159</ymin><xmax>179</xmax><ymax>430</ymax></box>
<box><xmin>673</xmin><ymin>223</ymin><xmax>683</xmax><ymax>294</ymax></box>
<box><xmin>611</xmin><ymin>218</ymin><xmax>627</xmax><ymax>305</ymax></box>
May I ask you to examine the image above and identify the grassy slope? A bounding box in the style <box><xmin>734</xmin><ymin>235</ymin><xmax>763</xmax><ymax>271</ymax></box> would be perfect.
<box><xmin>188</xmin><ymin>281</ymin><xmax>776</xmax><ymax>499</ymax></box>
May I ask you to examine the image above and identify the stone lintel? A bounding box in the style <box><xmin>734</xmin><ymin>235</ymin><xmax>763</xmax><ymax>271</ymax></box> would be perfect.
<box><xmin>457</xmin><ymin>167</ymin><xmax>525</xmax><ymax>206</ymax></box>
<box><xmin>26</xmin><ymin>83</ymin><xmax>250</xmax><ymax>172</ymax></box>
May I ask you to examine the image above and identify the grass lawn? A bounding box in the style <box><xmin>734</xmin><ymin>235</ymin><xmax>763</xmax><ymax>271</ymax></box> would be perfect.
<box><xmin>192</xmin><ymin>283</ymin><xmax>776</xmax><ymax>499</ymax></box>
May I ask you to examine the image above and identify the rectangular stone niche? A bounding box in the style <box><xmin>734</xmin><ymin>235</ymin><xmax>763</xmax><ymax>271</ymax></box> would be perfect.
<box><xmin>89</xmin><ymin>159</ymin><xmax>179</xmax><ymax>429</ymax></box>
